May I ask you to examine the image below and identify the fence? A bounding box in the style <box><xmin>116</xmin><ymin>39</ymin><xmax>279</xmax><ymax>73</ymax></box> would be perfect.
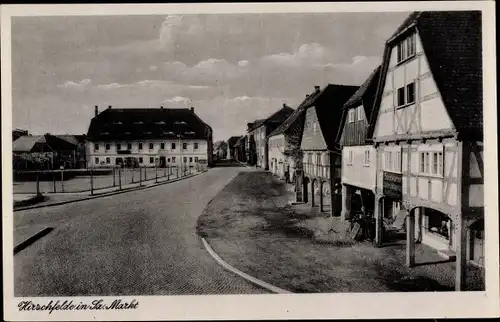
<box><xmin>13</xmin><ymin>162</ymin><xmax>208</xmax><ymax>195</ymax></box>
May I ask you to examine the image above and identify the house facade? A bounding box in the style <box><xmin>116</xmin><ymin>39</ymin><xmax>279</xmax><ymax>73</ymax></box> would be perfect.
<box><xmin>86</xmin><ymin>106</ymin><xmax>213</xmax><ymax>169</ymax></box>
<box><xmin>226</xmin><ymin>136</ymin><xmax>241</xmax><ymax>160</ymax></box>
<box><xmin>246</xmin><ymin>104</ymin><xmax>294</xmax><ymax>170</ymax></box>
<box><xmin>234</xmin><ymin>135</ymin><xmax>247</xmax><ymax>163</ymax></box>
<box><xmin>337</xmin><ymin>66</ymin><xmax>381</xmax><ymax>223</ymax></box>
<box><xmin>368</xmin><ymin>11</ymin><xmax>483</xmax><ymax>291</ymax></box>
<box><xmin>300</xmin><ymin>84</ymin><xmax>359</xmax><ymax>215</ymax></box>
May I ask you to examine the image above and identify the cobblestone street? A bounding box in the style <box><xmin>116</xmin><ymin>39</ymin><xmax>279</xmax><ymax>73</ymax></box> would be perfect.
<box><xmin>14</xmin><ymin>167</ymin><xmax>267</xmax><ymax>296</ymax></box>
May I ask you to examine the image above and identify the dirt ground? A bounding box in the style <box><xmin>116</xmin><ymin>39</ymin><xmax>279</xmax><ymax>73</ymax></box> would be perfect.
<box><xmin>197</xmin><ymin>171</ymin><xmax>485</xmax><ymax>293</ymax></box>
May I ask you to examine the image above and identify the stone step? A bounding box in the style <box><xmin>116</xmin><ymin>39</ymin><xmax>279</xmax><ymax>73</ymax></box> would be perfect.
<box><xmin>437</xmin><ymin>249</ymin><xmax>456</xmax><ymax>261</ymax></box>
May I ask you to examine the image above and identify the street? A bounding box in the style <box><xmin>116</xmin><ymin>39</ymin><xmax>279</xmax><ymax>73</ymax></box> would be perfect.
<box><xmin>14</xmin><ymin>167</ymin><xmax>266</xmax><ymax>296</ymax></box>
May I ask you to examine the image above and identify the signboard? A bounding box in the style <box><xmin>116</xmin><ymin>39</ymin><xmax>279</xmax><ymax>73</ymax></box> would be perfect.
<box><xmin>383</xmin><ymin>171</ymin><xmax>403</xmax><ymax>199</ymax></box>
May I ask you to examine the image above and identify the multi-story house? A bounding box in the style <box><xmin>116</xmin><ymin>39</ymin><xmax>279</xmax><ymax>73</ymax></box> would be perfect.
<box><xmin>234</xmin><ymin>135</ymin><xmax>247</xmax><ymax>163</ymax></box>
<box><xmin>367</xmin><ymin>11</ymin><xmax>483</xmax><ymax>291</ymax></box>
<box><xmin>226</xmin><ymin>136</ymin><xmax>241</xmax><ymax>160</ymax></box>
<box><xmin>246</xmin><ymin>104</ymin><xmax>294</xmax><ymax>170</ymax></box>
<box><xmin>267</xmin><ymin>93</ymin><xmax>312</xmax><ymax>186</ymax></box>
<box><xmin>337</xmin><ymin>66</ymin><xmax>381</xmax><ymax>223</ymax></box>
<box><xmin>86</xmin><ymin>106</ymin><xmax>213</xmax><ymax>169</ymax></box>
<box><xmin>300</xmin><ymin>84</ymin><xmax>359</xmax><ymax>215</ymax></box>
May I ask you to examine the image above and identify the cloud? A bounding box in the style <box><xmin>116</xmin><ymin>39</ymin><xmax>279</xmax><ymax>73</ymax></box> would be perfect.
<box><xmin>238</xmin><ymin>60</ymin><xmax>250</xmax><ymax>67</ymax></box>
<box><xmin>164</xmin><ymin>96</ymin><xmax>190</xmax><ymax>104</ymax></box>
<box><xmin>263</xmin><ymin>43</ymin><xmax>331</xmax><ymax>68</ymax></box>
<box><xmin>234</xmin><ymin>96</ymin><xmax>251</xmax><ymax>101</ymax></box>
<box><xmin>57</xmin><ymin>79</ymin><xmax>91</xmax><ymax>90</ymax></box>
<box><xmin>149</xmin><ymin>65</ymin><xmax>158</xmax><ymax>71</ymax></box>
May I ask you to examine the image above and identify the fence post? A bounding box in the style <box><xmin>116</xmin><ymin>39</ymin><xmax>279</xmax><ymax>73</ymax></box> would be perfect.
<box><xmin>164</xmin><ymin>164</ymin><xmax>167</xmax><ymax>178</ymax></box>
<box><xmin>139</xmin><ymin>166</ymin><xmax>142</xmax><ymax>186</ymax></box>
<box><xmin>36</xmin><ymin>170</ymin><xmax>40</xmax><ymax>195</ymax></box>
<box><xmin>167</xmin><ymin>165</ymin><xmax>170</xmax><ymax>180</ymax></box>
<box><xmin>113</xmin><ymin>167</ymin><xmax>116</xmax><ymax>187</ymax></box>
<box><xmin>118</xmin><ymin>166</ymin><xmax>122</xmax><ymax>190</ymax></box>
<box><xmin>132</xmin><ymin>165</ymin><xmax>135</xmax><ymax>183</ymax></box>
<box><xmin>61</xmin><ymin>169</ymin><xmax>64</xmax><ymax>192</ymax></box>
<box><xmin>155</xmin><ymin>163</ymin><xmax>158</xmax><ymax>183</ymax></box>
<box><xmin>53</xmin><ymin>171</ymin><xmax>57</xmax><ymax>193</ymax></box>
<box><xmin>90</xmin><ymin>167</ymin><xmax>94</xmax><ymax>195</ymax></box>
<box><xmin>177</xmin><ymin>165</ymin><xmax>179</xmax><ymax>178</ymax></box>
<box><xmin>144</xmin><ymin>166</ymin><xmax>147</xmax><ymax>181</ymax></box>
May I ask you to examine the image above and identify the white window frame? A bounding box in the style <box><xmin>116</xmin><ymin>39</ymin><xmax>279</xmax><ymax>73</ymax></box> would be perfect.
<box><xmin>397</xmin><ymin>33</ymin><xmax>416</xmax><ymax>63</ymax></box>
<box><xmin>348</xmin><ymin>109</ymin><xmax>355</xmax><ymax>123</ymax></box>
<box><xmin>356</xmin><ymin>106</ymin><xmax>363</xmax><ymax>121</ymax></box>
<box><xmin>419</xmin><ymin>151</ymin><xmax>443</xmax><ymax>177</ymax></box>
<box><xmin>363</xmin><ymin>150</ymin><xmax>370</xmax><ymax>167</ymax></box>
<box><xmin>149</xmin><ymin>157</ymin><xmax>154</xmax><ymax>164</ymax></box>
<box><xmin>347</xmin><ymin>150</ymin><xmax>353</xmax><ymax>166</ymax></box>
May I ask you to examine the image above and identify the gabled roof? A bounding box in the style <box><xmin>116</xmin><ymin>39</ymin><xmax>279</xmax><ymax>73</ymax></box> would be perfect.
<box><xmin>267</xmin><ymin>90</ymin><xmax>322</xmax><ymax>139</ymax></box>
<box><xmin>13</xmin><ymin>134</ymin><xmax>77</xmax><ymax>153</ymax></box>
<box><xmin>248</xmin><ymin>105</ymin><xmax>295</xmax><ymax>132</ymax></box>
<box><xmin>227</xmin><ymin>136</ymin><xmax>241</xmax><ymax>148</ymax></box>
<box><xmin>233</xmin><ymin>135</ymin><xmax>246</xmax><ymax>148</ymax></box>
<box><xmin>335</xmin><ymin>66</ymin><xmax>382</xmax><ymax>144</ymax></box>
<box><xmin>305</xmin><ymin>84</ymin><xmax>360</xmax><ymax>151</ymax></box>
<box><xmin>86</xmin><ymin>108</ymin><xmax>212</xmax><ymax>141</ymax></box>
<box><xmin>56</xmin><ymin>134</ymin><xmax>86</xmax><ymax>145</ymax></box>
<box><xmin>368</xmin><ymin>11</ymin><xmax>483</xmax><ymax>140</ymax></box>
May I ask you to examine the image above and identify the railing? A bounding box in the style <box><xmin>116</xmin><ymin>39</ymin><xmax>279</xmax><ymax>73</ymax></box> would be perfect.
<box><xmin>13</xmin><ymin>162</ymin><xmax>208</xmax><ymax>195</ymax></box>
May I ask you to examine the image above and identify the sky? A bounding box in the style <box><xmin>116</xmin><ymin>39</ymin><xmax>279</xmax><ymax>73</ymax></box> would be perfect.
<box><xmin>11</xmin><ymin>12</ymin><xmax>409</xmax><ymax>142</ymax></box>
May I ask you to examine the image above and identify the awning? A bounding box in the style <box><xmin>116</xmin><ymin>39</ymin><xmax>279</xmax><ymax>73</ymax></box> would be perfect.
<box><xmin>391</xmin><ymin>209</ymin><xmax>408</xmax><ymax>230</ymax></box>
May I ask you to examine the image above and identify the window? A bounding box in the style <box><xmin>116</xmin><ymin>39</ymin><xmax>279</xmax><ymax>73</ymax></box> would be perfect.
<box><xmin>395</xmin><ymin>151</ymin><xmax>401</xmax><ymax>172</ymax></box>
<box><xmin>116</xmin><ymin>143</ymin><xmax>121</xmax><ymax>151</ymax></box>
<box><xmin>420</xmin><ymin>151</ymin><xmax>443</xmax><ymax>176</ymax></box>
<box><xmin>95</xmin><ymin>157</ymin><xmax>99</xmax><ymax>164</ymax></box>
<box><xmin>183</xmin><ymin>157</ymin><xmax>187</xmax><ymax>163</ymax></box>
<box><xmin>420</xmin><ymin>152</ymin><xmax>425</xmax><ymax>173</ymax></box>
<box><xmin>347</xmin><ymin>150</ymin><xmax>353</xmax><ymax>165</ymax></box>
<box><xmin>139</xmin><ymin>157</ymin><xmax>143</xmax><ymax>164</ymax></box>
<box><xmin>194</xmin><ymin>142</ymin><xmax>199</xmax><ymax>150</ymax></box>
<box><xmin>357</xmin><ymin>106</ymin><xmax>363</xmax><ymax>121</ymax></box>
<box><xmin>149</xmin><ymin>157</ymin><xmax>154</xmax><ymax>164</ymax></box>
<box><xmin>397</xmin><ymin>33</ymin><xmax>416</xmax><ymax>63</ymax></box>
<box><xmin>105</xmin><ymin>143</ymin><xmax>110</xmax><ymax>151</ymax></box>
<box><xmin>316</xmin><ymin>153</ymin><xmax>321</xmax><ymax>166</ymax></box>
<box><xmin>160</xmin><ymin>142</ymin><xmax>165</xmax><ymax>150</ymax></box>
<box><xmin>138</xmin><ymin>143</ymin><xmax>143</xmax><ymax>150</ymax></box>
<box><xmin>195</xmin><ymin>157</ymin><xmax>199</xmax><ymax>162</ymax></box>
<box><xmin>172</xmin><ymin>157</ymin><xmax>176</xmax><ymax>163</ymax></box>
<box><xmin>385</xmin><ymin>151</ymin><xmax>393</xmax><ymax>170</ymax></box>
<box><xmin>149</xmin><ymin>143</ymin><xmax>154</xmax><ymax>150</ymax></box>
<box><xmin>167</xmin><ymin>158</ymin><xmax>171</xmax><ymax>162</ymax></box>
<box><xmin>348</xmin><ymin>109</ymin><xmax>355</xmax><ymax>123</ymax></box>
<box><xmin>183</xmin><ymin>143</ymin><xmax>187</xmax><ymax>150</ymax></box>
<box><xmin>406</xmin><ymin>82</ymin><xmax>415</xmax><ymax>104</ymax></box>
<box><xmin>189</xmin><ymin>157</ymin><xmax>193</xmax><ymax>163</ymax></box>
<box><xmin>106</xmin><ymin>157</ymin><xmax>110</xmax><ymax>164</ymax></box>
<box><xmin>127</xmin><ymin>143</ymin><xmax>132</xmax><ymax>150</ymax></box>
<box><xmin>94</xmin><ymin>143</ymin><xmax>99</xmax><ymax>151</ymax></box>
<box><xmin>363</xmin><ymin>150</ymin><xmax>370</xmax><ymax>166</ymax></box>
<box><xmin>171</xmin><ymin>142</ymin><xmax>176</xmax><ymax>150</ymax></box>
<box><xmin>397</xmin><ymin>87</ymin><xmax>405</xmax><ymax>107</ymax></box>
<box><xmin>313</xmin><ymin>122</ymin><xmax>317</xmax><ymax>133</ymax></box>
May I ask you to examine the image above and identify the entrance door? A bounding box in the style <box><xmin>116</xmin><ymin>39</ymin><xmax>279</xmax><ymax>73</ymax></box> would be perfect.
<box><xmin>159</xmin><ymin>156</ymin><xmax>166</xmax><ymax>168</ymax></box>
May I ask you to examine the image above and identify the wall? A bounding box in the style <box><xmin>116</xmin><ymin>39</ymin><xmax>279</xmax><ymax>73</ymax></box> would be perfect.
<box><xmin>87</xmin><ymin>138</ymin><xmax>209</xmax><ymax>167</ymax></box>
<box><xmin>300</xmin><ymin>106</ymin><xmax>327</xmax><ymax>151</ymax></box>
<box><xmin>268</xmin><ymin>134</ymin><xmax>285</xmax><ymax>177</ymax></box>
<box><xmin>340</xmin><ymin>104</ymin><xmax>369</xmax><ymax>146</ymax></box>
<box><xmin>342</xmin><ymin>145</ymin><xmax>376</xmax><ymax>191</ymax></box>
<box><xmin>373</xmin><ymin>30</ymin><xmax>455</xmax><ymax>141</ymax></box>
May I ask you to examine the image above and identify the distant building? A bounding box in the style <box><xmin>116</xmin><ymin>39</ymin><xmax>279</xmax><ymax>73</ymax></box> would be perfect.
<box><xmin>368</xmin><ymin>11</ymin><xmax>483</xmax><ymax>291</ymax></box>
<box><xmin>13</xmin><ymin>134</ymin><xmax>79</xmax><ymax>170</ymax></box>
<box><xmin>86</xmin><ymin>106</ymin><xmax>213</xmax><ymax>168</ymax></box>
<box><xmin>57</xmin><ymin>134</ymin><xmax>87</xmax><ymax>168</ymax></box>
<box><xmin>246</xmin><ymin>104</ymin><xmax>294</xmax><ymax>170</ymax></box>
<box><xmin>12</xmin><ymin>129</ymin><xmax>29</xmax><ymax>142</ymax></box>
<box><xmin>233</xmin><ymin>135</ymin><xmax>247</xmax><ymax>163</ymax></box>
<box><xmin>226</xmin><ymin>136</ymin><xmax>241</xmax><ymax>160</ymax></box>
<box><xmin>299</xmin><ymin>84</ymin><xmax>359</xmax><ymax>216</ymax></box>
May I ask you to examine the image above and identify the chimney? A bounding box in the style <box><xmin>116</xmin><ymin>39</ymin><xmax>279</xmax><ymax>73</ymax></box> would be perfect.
<box><xmin>314</xmin><ymin>85</ymin><xmax>320</xmax><ymax>92</ymax></box>
<box><xmin>190</xmin><ymin>107</ymin><xmax>195</xmax><ymax>113</ymax></box>
<box><xmin>306</xmin><ymin>94</ymin><xmax>310</xmax><ymax>98</ymax></box>
<box><xmin>283</xmin><ymin>103</ymin><xmax>287</xmax><ymax>108</ymax></box>
<box><xmin>108</xmin><ymin>105</ymin><xmax>112</xmax><ymax>109</ymax></box>
<box><xmin>94</xmin><ymin>105</ymin><xmax>98</xmax><ymax>117</ymax></box>
<box><xmin>160</xmin><ymin>106</ymin><xmax>164</xmax><ymax>109</ymax></box>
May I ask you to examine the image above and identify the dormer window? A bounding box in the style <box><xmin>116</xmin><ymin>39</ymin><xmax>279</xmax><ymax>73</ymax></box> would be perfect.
<box><xmin>396</xmin><ymin>33</ymin><xmax>416</xmax><ymax>63</ymax></box>
<box><xmin>184</xmin><ymin>131</ymin><xmax>196</xmax><ymax>135</ymax></box>
<box><xmin>100</xmin><ymin>132</ymin><xmax>110</xmax><ymax>135</ymax></box>
<box><xmin>155</xmin><ymin>121</ymin><xmax>166</xmax><ymax>125</ymax></box>
<box><xmin>113</xmin><ymin>121</ymin><xmax>123</xmax><ymax>125</ymax></box>
<box><xmin>164</xmin><ymin>131</ymin><xmax>175</xmax><ymax>136</ymax></box>
<box><xmin>134</xmin><ymin>121</ymin><xmax>144</xmax><ymax>124</ymax></box>
<box><xmin>174</xmin><ymin>121</ymin><xmax>187</xmax><ymax>125</ymax></box>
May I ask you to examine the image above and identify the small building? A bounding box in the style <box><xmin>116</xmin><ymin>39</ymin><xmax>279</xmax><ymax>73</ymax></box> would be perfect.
<box><xmin>57</xmin><ymin>134</ymin><xmax>87</xmax><ymax>168</ymax></box>
<box><xmin>267</xmin><ymin>94</ymin><xmax>312</xmax><ymax>185</ymax></box>
<box><xmin>86</xmin><ymin>105</ymin><xmax>213</xmax><ymax>168</ymax></box>
<box><xmin>300</xmin><ymin>84</ymin><xmax>359</xmax><ymax>215</ymax></box>
<box><xmin>337</xmin><ymin>66</ymin><xmax>381</xmax><ymax>222</ymax></box>
<box><xmin>13</xmin><ymin>134</ymin><xmax>79</xmax><ymax>170</ymax></box>
<box><xmin>226</xmin><ymin>136</ymin><xmax>241</xmax><ymax>160</ymax></box>
<box><xmin>233</xmin><ymin>135</ymin><xmax>247</xmax><ymax>163</ymax></box>
<box><xmin>367</xmin><ymin>11</ymin><xmax>483</xmax><ymax>291</ymax></box>
<box><xmin>246</xmin><ymin>104</ymin><xmax>294</xmax><ymax>170</ymax></box>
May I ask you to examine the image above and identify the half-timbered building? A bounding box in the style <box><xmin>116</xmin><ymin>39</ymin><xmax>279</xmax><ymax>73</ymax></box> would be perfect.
<box><xmin>300</xmin><ymin>84</ymin><xmax>359</xmax><ymax>216</ymax></box>
<box><xmin>368</xmin><ymin>11</ymin><xmax>483</xmax><ymax>291</ymax></box>
<box><xmin>337</xmin><ymin>66</ymin><xmax>381</xmax><ymax>222</ymax></box>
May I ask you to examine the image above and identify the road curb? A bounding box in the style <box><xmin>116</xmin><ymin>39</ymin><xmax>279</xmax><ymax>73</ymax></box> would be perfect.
<box><xmin>201</xmin><ymin>237</ymin><xmax>292</xmax><ymax>294</ymax></box>
<box><xmin>14</xmin><ymin>227</ymin><xmax>54</xmax><ymax>254</ymax></box>
<box><xmin>14</xmin><ymin>170</ymin><xmax>208</xmax><ymax>212</ymax></box>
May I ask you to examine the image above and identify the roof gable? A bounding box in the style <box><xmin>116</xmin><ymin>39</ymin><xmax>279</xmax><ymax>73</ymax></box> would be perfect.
<box><xmin>368</xmin><ymin>11</ymin><xmax>483</xmax><ymax>140</ymax></box>
<box><xmin>248</xmin><ymin>105</ymin><xmax>294</xmax><ymax>132</ymax></box>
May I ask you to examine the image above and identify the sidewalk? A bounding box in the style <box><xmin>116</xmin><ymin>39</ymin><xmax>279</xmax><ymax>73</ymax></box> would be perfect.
<box><xmin>13</xmin><ymin>170</ymin><xmax>203</xmax><ymax>211</ymax></box>
<box><xmin>197</xmin><ymin>171</ymin><xmax>485</xmax><ymax>293</ymax></box>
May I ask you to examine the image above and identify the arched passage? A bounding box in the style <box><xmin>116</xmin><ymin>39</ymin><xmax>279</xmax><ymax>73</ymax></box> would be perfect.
<box><xmin>302</xmin><ymin>177</ymin><xmax>310</xmax><ymax>203</ymax></box>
